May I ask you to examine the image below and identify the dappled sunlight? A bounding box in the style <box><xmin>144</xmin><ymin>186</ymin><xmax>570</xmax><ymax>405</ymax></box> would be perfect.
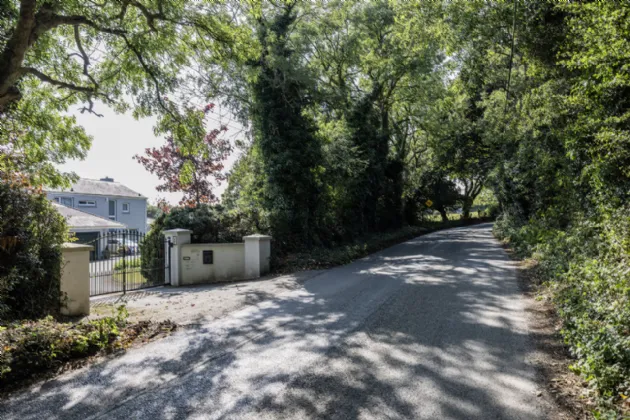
<box><xmin>0</xmin><ymin>224</ymin><xmax>546</xmax><ymax>420</ymax></box>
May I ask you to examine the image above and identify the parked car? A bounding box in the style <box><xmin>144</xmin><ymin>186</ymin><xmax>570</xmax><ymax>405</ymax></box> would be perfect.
<box><xmin>103</xmin><ymin>238</ymin><xmax>139</xmax><ymax>258</ymax></box>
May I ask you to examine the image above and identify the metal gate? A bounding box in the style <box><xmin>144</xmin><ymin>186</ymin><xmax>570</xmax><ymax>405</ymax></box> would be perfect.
<box><xmin>87</xmin><ymin>230</ymin><xmax>172</xmax><ymax>297</ymax></box>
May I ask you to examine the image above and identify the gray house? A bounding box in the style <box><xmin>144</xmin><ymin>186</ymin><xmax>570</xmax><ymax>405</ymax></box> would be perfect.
<box><xmin>46</xmin><ymin>177</ymin><xmax>148</xmax><ymax>237</ymax></box>
<box><xmin>52</xmin><ymin>202</ymin><xmax>126</xmax><ymax>259</ymax></box>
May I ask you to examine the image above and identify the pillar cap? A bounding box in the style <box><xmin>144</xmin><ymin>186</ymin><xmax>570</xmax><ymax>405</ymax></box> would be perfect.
<box><xmin>243</xmin><ymin>234</ymin><xmax>272</xmax><ymax>241</ymax></box>
<box><xmin>62</xmin><ymin>243</ymin><xmax>93</xmax><ymax>252</ymax></box>
<box><xmin>163</xmin><ymin>229</ymin><xmax>192</xmax><ymax>234</ymax></box>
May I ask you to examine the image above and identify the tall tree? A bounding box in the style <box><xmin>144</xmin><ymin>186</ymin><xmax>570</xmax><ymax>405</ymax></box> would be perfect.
<box><xmin>0</xmin><ymin>0</ymin><xmax>234</xmax><ymax>186</ymax></box>
<box><xmin>250</xmin><ymin>2</ymin><xmax>324</xmax><ymax>246</ymax></box>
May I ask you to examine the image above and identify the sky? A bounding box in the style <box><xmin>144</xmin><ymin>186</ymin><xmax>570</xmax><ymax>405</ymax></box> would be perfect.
<box><xmin>59</xmin><ymin>105</ymin><xmax>244</xmax><ymax>206</ymax></box>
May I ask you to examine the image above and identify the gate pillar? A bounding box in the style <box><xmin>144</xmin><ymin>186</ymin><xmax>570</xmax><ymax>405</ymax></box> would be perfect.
<box><xmin>163</xmin><ymin>229</ymin><xmax>191</xmax><ymax>287</ymax></box>
<box><xmin>243</xmin><ymin>234</ymin><xmax>272</xmax><ymax>279</ymax></box>
<box><xmin>61</xmin><ymin>243</ymin><xmax>92</xmax><ymax>316</ymax></box>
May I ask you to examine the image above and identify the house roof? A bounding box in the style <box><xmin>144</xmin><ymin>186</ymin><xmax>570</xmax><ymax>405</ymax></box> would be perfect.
<box><xmin>52</xmin><ymin>203</ymin><xmax>126</xmax><ymax>230</ymax></box>
<box><xmin>46</xmin><ymin>178</ymin><xmax>146</xmax><ymax>199</ymax></box>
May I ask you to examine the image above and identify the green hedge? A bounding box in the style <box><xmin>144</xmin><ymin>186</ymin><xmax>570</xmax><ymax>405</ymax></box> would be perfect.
<box><xmin>494</xmin><ymin>209</ymin><xmax>630</xmax><ymax>416</ymax></box>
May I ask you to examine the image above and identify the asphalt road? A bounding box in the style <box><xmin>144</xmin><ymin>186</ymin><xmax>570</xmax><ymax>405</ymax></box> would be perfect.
<box><xmin>0</xmin><ymin>223</ymin><xmax>547</xmax><ymax>419</ymax></box>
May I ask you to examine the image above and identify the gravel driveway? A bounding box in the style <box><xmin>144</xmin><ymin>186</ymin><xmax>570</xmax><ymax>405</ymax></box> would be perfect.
<box><xmin>0</xmin><ymin>223</ymin><xmax>552</xmax><ymax>419</ymax></box>
<box><xmin>90</xmin><ymin>270</ymin><xmax>325</xmax><ymax>325</ymax></box>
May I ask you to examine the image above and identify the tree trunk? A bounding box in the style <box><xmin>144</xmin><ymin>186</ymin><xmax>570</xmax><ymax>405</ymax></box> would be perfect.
<box><xmin>0</xmin><ymin>0</ymin><xmax>38</xmax><ymax>113</ymax></box>
<box><xmin>462</xmin><ymin>198</ymin><xmax>473</xmax><ymax>220</ymax></box>
<box><xmin>438</xmin><ymin>207</ymin><xmax>448</xmax><ymax>223</ymax></box>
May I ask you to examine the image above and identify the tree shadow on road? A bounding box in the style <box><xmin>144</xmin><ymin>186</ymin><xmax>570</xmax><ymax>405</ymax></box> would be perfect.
<box><xmin>0</xmin><ymin>224</ymin><xmax>549</xmax><ymax>419</ymax></box>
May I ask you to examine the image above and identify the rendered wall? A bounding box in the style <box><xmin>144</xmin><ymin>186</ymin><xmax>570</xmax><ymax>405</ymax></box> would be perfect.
<box><xmin>180</xmin><ymin>243</ymin><xmax>245</xmax><ymax>285</ymax></box>
<box><xmin>60</xmin><ymin>243</ymin><xmax>91</xmax><ymax>316</ymax></box>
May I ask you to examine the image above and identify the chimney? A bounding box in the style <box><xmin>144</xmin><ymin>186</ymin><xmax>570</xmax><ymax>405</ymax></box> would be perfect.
<box><xmin>100</xmin><ymin>176</ymin><xmax>114</xmax><ymax>182</ymax></box>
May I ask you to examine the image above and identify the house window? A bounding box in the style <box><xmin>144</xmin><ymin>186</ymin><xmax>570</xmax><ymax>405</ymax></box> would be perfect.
<box><xmin>55</xmin><ymin>197</ymin><xmax>73</xmax><ymax>207</ymax></box>
<box><xmin>108</xmin><ymin>200</ymin><xmax>116</xmax><ymax>220</ymax></box>
<box><xmin>122</xmin><ymin>203</ymin><xmax>130</xmax><ymax>213</ymax></box>
<box><xmin>78</xmin><ymin>200</ymin><xmax>96</xmax><ymax>207</ymax></box>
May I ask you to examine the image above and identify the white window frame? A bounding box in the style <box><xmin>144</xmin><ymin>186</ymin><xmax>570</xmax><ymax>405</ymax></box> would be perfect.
<box><xmin>122</xmin><ymin>202</ymin><xmax>130</xmax><ymax>213</ymax></box>
<box><xmin>55</xmin><ymin>196</ymin><xmax>74</xmax><ymax>207</ymax></box>
<box><xmin>108</xmin><ymin>200</ymin><xmax>117</xmax><ymax>220</ymax></box>
<box><xmin>77</xmin><ymin>200</ymin><xmax>96</xmax><ymax>207</ymax></box>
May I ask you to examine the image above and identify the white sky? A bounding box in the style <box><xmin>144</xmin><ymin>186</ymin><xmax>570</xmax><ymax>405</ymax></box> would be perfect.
<box><xmin>59</xmin><ymin>105</ymin><xmax>243</xmax><ymax>205</ymax></box>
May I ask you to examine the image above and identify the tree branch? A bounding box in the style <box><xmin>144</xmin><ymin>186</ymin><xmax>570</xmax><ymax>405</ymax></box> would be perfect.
<box><xmin>73</xmin><ymin>26</ymin><xmax>99</xmax><ymax>88</ymax></box>
<box><xmin>121</xmin><ymin>34</ymin><xmax>175</xmax><ymax>118</ymax></box>
<box><xmin>34</xmin><ymin>8</ymin><xmax>127</xmax><ymax>38</ymax></box>
<box><xmin>21</xmin><ymin>67</ymin><xmax>96</xmax><ymax>94</ymax></box>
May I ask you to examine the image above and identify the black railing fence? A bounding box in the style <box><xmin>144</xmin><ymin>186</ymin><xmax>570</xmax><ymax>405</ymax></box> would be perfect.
<box><xmin>86</xmin><ymin>230</ymin><xmax>171</xmax><ymax>296</ymax></box>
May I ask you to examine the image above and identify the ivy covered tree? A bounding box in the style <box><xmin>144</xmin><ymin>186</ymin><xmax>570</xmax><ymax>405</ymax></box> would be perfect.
<box><xmin>250</xmin><ymin>2</ymin><xmax>325</xmax><ymax>247</ymax></box>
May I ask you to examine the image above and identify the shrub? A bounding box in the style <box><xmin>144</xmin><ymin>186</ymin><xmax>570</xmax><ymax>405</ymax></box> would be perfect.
<box><xmin>0</xmin><ymin>306</ymin><xmax>128</xmax><ymax>386</ymax></box>
<box><xmin>162</xmin><ymin>204</ymin><xmax>247</xmax><ymax>244</ymax></box>
<box><xmin>140</xmin><ymin>213</ymin><xmax>166</xmax><ymax>284</ymax></box>
<box><xmin>0</xmin><ymin>179</ymin><xmax>67</xmax><ymax>320</ymax></box>
<box><xmin>141</xmin><ymin>205</ymin><xmax>253</xmax><ymax>282</ymax></box>
<box><xmin>494</xmin><ymin>208</ymin><xmax>630</xmax><ymax>415</ymax></box>
<box><xmin>114</xmin><ymin>258</ymin><xmax>142</xmax><ymax>271</ymax></box>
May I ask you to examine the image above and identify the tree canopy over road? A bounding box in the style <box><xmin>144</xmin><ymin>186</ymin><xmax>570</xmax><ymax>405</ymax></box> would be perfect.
<box><xmin>1</xmin><ymin>1</ymin><xmax>629</xmax><ymax>415</ymax></box>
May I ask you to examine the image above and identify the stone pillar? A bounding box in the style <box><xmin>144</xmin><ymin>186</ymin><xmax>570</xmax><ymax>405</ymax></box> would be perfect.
<box><xmin>243</xmin><ymin>234</ymin><xmax>272</xmax><ymax>279</ymax></box>
<box><xmin>163</xmin><ymin>229</ymin><xmax>192</xmax><ymax>287</ymax></box>
<box><xmin>60</xmin><ymin>243</ymin><xmax>92</xmax><ymax>316</ymax></box>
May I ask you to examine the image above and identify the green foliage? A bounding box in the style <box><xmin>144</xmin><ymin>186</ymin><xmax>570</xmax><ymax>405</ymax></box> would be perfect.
<box><xmin>250</xmin><ymin>4</ymin><xmax>325</xmax><ymax>248</ymax></box>
<box><xmin>409</xmin><ymin>171</ymin><xmax>460</xmax><ymax>223</ymax></box>
<box><xmin>0</xmin><ymin>180</ymin><xmax>67</xmax><ymax>320</ymax></box>
<box><xmin>495</xmin><ymin>210</ymin><xmax>630</xmax><ymax>416</ymax></box>
<box><xmin>447</xmin><ymin>2</ymin><xmax>630</xmax><ymax>414</ymax></box>
<box><xmin>0</xmin><ymin>0</ymin><xmax>235</xmax><ymax>187</ymax></box>
<box><xmin>146</xmin><ymin>203</ymin><xmax>162</xmax><ymax>219</ymax></box>
<box><xmin>139</xmin><ymin>213</ymin><xmax>166</xmax><ymax>285</ymax></box>
<box><xmin>0</xmin><ymin>305</ymin><xmax>129</xmax><ymax>386</ymax></box>
<box><xmin>161</xmin><ymin>205</ymin><xmax>246</xmax><ymax>244</ymax></box>
<box><xmin>113</xmin><ymin>258</ymin><xmax>141</xmax><ymax>272</ymax></box>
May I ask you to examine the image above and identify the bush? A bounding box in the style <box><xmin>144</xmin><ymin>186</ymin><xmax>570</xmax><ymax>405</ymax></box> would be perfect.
<box><xmin>114</xmin><ymin>258</ymin><xmax>141</xmax><ymax>271</ymax></box>
<box><xmin>161</xmin><ymin>204</ymin><xmax>247</xmax><ymax>244</ymax></box>
<box><xmin>140</xmin><ymin>213</ymin><xmax>166</xmax><ymax>284</ymax></box>
<box><xmin>0</xmin><ymin>306</ymin><xmax>128</xmax><ymax>386</ymax></box>
<box><xmin>0</xmin><ymin>179</ymin><xmax>67</xmax><ymax>320</ymax></box>
<box><xmin>494</xmin><ymin>209</ymin><xmax>630</xmax><ymax>415</ymax></box>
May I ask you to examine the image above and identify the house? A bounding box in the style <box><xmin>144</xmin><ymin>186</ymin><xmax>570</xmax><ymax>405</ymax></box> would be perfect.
<box><xmin>45</xmin><ymin>177</ymin><xmax>148</xmax><ymax>234</ymax></box>
<box><xmin>52</xmin><ymin>202</ymin><xmax>126</xmax><ymax>259</ymax></box>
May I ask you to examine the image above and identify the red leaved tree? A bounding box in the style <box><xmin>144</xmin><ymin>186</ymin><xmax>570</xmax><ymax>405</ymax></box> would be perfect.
<box><xmin>134</xmin><ymin>104</ymin><xmax>232</xmax><ymax>207</ymax></box>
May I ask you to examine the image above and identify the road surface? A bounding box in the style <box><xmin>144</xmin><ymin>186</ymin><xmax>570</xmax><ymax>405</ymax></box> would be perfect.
<box><xmin>0</xmin><ymin>223</ymin><xmax>548</xmax><ymax>419</ymax></box>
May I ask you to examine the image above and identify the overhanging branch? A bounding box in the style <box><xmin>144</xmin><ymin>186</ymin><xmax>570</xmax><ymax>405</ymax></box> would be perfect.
<box><xmin>73</xmin><ymin>26</ymin><xmax>99</xmax><ymax>88</ymax></box>
<box><xmin>21</xmin><ymin>67</ymin><xmax>95</xmax><ymax>94</ymax></box>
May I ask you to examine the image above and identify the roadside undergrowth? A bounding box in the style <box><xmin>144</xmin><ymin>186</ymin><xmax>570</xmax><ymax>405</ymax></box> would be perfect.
<box><xmin>0</xmin><ymin>305</ymin><xmax>176</xmax><ymax>392</ymax></box>
<box><xmin>495</xmin><ymin>211</ymin><xmax>630</xmax><ymax>419</ymax></box>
